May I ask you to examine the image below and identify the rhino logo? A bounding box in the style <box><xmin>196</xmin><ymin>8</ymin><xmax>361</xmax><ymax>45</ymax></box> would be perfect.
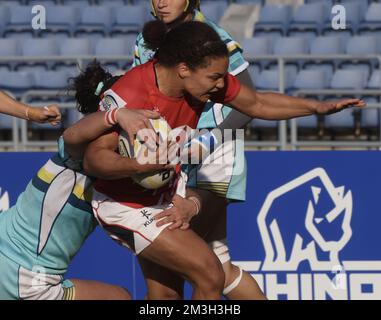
<box><xmin>257</xmin><ymin>168</ymin><xmax>352</xmax><ymax>271</ymax></box>
<box><xmin>0</xmin><ymin>187</ymin><xmax>10</xmax><ymax>213</ymax></box>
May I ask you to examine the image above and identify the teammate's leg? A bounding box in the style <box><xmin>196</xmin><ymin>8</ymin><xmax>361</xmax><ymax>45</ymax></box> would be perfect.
<box><xmin>191</xmin><ymin>190</ymin><xmax>267</xmax><ymax>300</ymax></box>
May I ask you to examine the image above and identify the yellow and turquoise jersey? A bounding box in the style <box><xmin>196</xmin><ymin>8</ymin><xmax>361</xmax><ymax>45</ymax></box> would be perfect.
<box><xmin>132</xmin><ymin>10</ymin><xmax>249</xmax><ymax>129</ymax></box>
<box><xmin>0</xmin><ymin>143</ymin><xmax>97</xmax><ymax>275</ymax></box>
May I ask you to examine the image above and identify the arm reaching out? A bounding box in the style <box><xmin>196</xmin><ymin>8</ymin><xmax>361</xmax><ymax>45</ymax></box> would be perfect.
<box><xmin>0</xmin><ymin>91</ymin><xmax>61</xmax><ymax>125</ymax></box>
<box><xmin>229</xmin><ymin>84</ymin><xmax>366</xmax><ymax>120</ymax></box>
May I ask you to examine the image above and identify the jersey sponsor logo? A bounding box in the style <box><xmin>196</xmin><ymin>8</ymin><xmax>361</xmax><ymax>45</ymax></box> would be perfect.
<box><xmin>141</xmin><ymin>209</ymin><xmax>154</xmax><ymax>227</ymax></box>
<box><xmin>100</xmin><ymin>89</ymin><xmax>127</xmax><ymax>111</ymax></box>
<box><xmin>0</xmin><ymin>187</ymin><xmax>9</xmax><ymax>213</ymax></box>
<box><xmin>101</xmin><ymin>94</ymin><xmax>119</xmax><ymax>111</ymax></box>
<box><xmin>235</xmin><ymin>168</ymin><xmax>381</xmax><ymax>300</ymax></box>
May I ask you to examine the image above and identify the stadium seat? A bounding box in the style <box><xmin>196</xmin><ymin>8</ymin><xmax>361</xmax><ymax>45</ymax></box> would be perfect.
<box><xmin>254</xmin><ymin>5</ymin><xmax>292</xmax><ymax>36</ymax></box>
<box><xmin>273</xmin><ymin>37</ymin><xmax>309</xmax><ymax>55</ymax></box>
<box><xmin>310</xmin><ymin>36</ymin><xmax>345</xmax><ymax>55</ymax></box>
<box><xmin>255</xmin><ymin>69</ymin><xmax>297</xmax><ymax>91</ymax></box>
<box><xmin>33</xmin><ymin>69</ymin><xmax>70</xmax><ymax>90</ymax></box>
<box><xmin>4</xmin><ymin>6</ymin><xmax>37</xmax><ymax>38</ymax></box>
<box><xmin>21</xmin><ymin>38</ymin><xmax>59</xmax><ymax>57</ymax></box>
<box><xmin>19</xmin><ymin>39</ymin><xmax>59</xmax><ymax>70</ymax></box>
<box><xmin>95</xmin><ymin>38</ymin><xmax>130</xmax><ymax>69</ymax></box>
<box><xmin>291</xmin><ymin>69</ymin><xmax>328</xmax><ymax>130</ymax></box>
<box><xmin>358</xmin><ymin>3</ymin><xmax>381</xmax><ymax>35</ymax></box>
<box><xmin>293</xmin><ymin>69</ymin><xmax>328</xmax><ymax>90</ymax></box>
<box><xmin>0</xmin><ymin>70</ymin><xmax>34</xmax><ymax>96</ymax></box>
<box><xmin>97</xmin><ymin>0</ymin><xmax>127</xmax><ymax>6</ymax></box>
<box><xmin>95</xmin><ymin>38</ymin><xmax>129</xmax><ymax>56</ymax></box>
<box><xmin>305</xmin><ymin>35</ymin><xmax>344</xmax><ymax>71</ymax></box>
<box><xmin>0</xmin><ymin>6</ymin><xmax>10</xmax><ymax>37</ymax></box>
<box><xmin>61</xmin><ymin>0</ymin><xmax>91</xmax><ymax>7</ymax></box>
<box><xmin>200</xmin><ymin>2</ymin><xmax>228</xmax><ymax>24</ymax></box>
<box><xmin>360</xmin><ymin>97</ymin><xmax>380</xmax><ymax>130</ymax></box>
<box><xmin>40</xmin><ymin>5</ymin><xmax>80</xmax><ymax>38</ymax></box>
<box><xmin>75</xmin><ymin>6</ymin><xmax>115</xmax><ymax>37</ymax></box>
<box><xmin>241</xmin><ymin>37</ymin><xmax>271</xmax><ymax>69</ymax></box>
<box><xmin>327</xmin><ymin>69</ymin><xmax>364</xmax><ymax>132</ymax></box>
<box><xmin>346</xmin><ymin>36</ymin><xmax>378</xmax><ymax>55</ymax></box>
<box><xmin>59</xmin><ymin>38</ymin><xmax>92</xmax><ymax>56</ymax></box>
<box><xmin>111</xmin><ymin>5</ymin><xmax>147</xmax><ymax>36</ymax></box>
<box><xmin>322</xmin><ymin>1</ymin><xmax>363</xmax><ymax>35</ymax></box>
<box><xmin>288</xmin><ymin>3</ymin><xmax>327</xmax><ymax>36</ymax></box>
<box><xmin>27</xmin><ymin>0</ymin><xmax>59</xmax><ymax>5</ymax></box>
<box><xmin>367</xmin><ymin>70</ymin><xmax>381</xmax><ymax>89</ymax></box>
<box><xmin>339</xmin><ymin>36</ymin><xmax>378</xmax><ymax>78</ymax></box>
<box><xmin>330</xmin><ymin>69</ymin><xmax>368</xmax><ymax>90</ymax></box>
<box><xmin>272</xmin><ymin>36</ymin><xmax>309</xmax><ymax>69</ymax></box>
<box><xmin>0</xmin><ymin>39</ymin><xmax>21</xmax><ymax>63</ymax></box>
<box><xmin>57</xmin><ymin>38</ymin><xmax>92</xmax><ymax>69</ymax></box>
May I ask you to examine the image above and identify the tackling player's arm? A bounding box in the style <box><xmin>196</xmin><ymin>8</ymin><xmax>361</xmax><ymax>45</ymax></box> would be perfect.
<box><xmin>229</xmin><ymin>83</ymin><xmax>366</xmax><ymax>120</ymax></box>
<box><xmin>63</xmin><ymin>108</ymin><xmax>160</xmax><ymax>160</ymax></box>
<box><xmin>0</xmin><ymin>91</ymin><xmax>61</xmax><ymax>125</ymax></box>
<box><xmin>83</xmin><ymin>131</ymin><xmax>171</xmax><ymax>180</ymax></box>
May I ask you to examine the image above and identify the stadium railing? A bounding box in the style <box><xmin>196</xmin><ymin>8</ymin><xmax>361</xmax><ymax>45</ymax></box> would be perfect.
<box><xmin>0</xmin><ymin>53</ymin><xmax>380</xmax><ymax>150</ymax></box>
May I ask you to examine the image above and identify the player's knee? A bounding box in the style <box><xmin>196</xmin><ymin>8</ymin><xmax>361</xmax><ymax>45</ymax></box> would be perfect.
<box><xmin>222</xmin><ymin>265</ymin><xmax>243</xmax><ymax>296</ymax></box>
<box><xmin>190</xmin><ymin>254</ymin><xmax>225</xmax><ymax>293</ymax></box>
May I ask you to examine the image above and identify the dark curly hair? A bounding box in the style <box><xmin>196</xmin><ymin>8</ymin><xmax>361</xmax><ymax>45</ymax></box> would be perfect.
<box><xmin>69</xmin><ymin>60</ymin><xmax>121</xmax><ymax>114</ymax></box>
<box><xmin>143</xmin><ymin>20</ymin><xmax>228</xmax><ymax>70</ymax></box>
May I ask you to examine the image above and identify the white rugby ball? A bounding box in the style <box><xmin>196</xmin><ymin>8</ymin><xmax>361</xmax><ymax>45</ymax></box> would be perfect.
<box><xmin>118</xmin><ymin>117</ymin><xmax>174</xmax><ymax>189</ymax></box>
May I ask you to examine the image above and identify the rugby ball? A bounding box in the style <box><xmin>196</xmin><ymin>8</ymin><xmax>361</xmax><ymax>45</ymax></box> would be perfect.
<box><xmin>118</xmin><ymin>118</ymin><xmax>174</xmax><ymax>189</ymax></box>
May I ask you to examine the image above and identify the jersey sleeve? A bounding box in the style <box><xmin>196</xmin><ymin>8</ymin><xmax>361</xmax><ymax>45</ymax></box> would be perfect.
<box><xmin>206</xmin><ymin>20</ymin><xmax>249</xmax><ymax>76</ymax></box>
<box><xmin>132</xmin><ymin>33</ymin><xmax>155</xmax><ymax>67</ymax></box>
<box><xmin>132</xmin><ymin>33</ymin><xmax>144</xmax><ymax>67</ymax></box>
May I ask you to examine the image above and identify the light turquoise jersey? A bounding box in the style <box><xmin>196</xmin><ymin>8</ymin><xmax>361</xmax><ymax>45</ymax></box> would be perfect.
<box><xmin>132</xmin><ymin>10</ymin><xmax>249</xmax><ymax>129</ymax></box>
<box><xmin>0</xmin><ymin>143</ymin><xmax>97</xmax><ymax>275</ymax></box>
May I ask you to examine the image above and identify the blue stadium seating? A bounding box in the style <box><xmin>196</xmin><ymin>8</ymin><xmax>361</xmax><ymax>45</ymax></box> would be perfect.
<box><xmin>254</xmin><ymin>4</ymin><xmax>292</xmax><ymax>36</ymax></box>
<box><xmin>0</xmin><ymin>6</ymin><xmax>10</xmax><ymax>37</ymax></box>
<box><xmin>255</xmin><ymin>69</ymin><xmax>297</xmax><ymax>91</ymax></box>
<box><xmin>358</xmin><ymin>3</ymin><xmax>381</xmax><ymax>35</ymax></box>
<box><xmin>111</xmin><ymin>5</ymin><xmax>147</xmax><ymax>36</ymax></box>
<box><xmin>330</xmin><ymin>69</ymin><xmax>368</xmax><ymax>90</ymax></box>
<box><xmin>75</xmin><ymin>6</ymin><xmax>115</xmax><ymax>37</ymax></box>
<box><xmin>361</xmin><ymin>97</ymin><xmax>380</xmax><ymax>129</ymax></box>
<box><xmin>33</xmin><ymin>69</ymin><xmax>71</xmax><ymax>90</ymax></box>
<box><xmin>200</xmin><ymin>2</ymin><xmax>228</xmax><ymax>24</ymax></box>
<box><xmin>242</xmin><ymin>36</ymin><xmax>271</xmax><ymax>69</ymax></box>
<box><xmin>40</xmin><ymin>5</ymin><xmax>80</xmax><ymax>38</ymax></box>
<box><xmin>288</xmin><ymin>3</ymin><xmax>327</xmax><ymax>36</ymax></box>
<box><xmin>0</xmin><ymin>70</ymin><xmax>34</xmax><ymax>96</ymax></box>
<box><xmin>293</xmin><ymin>69</ymin><xmax>328</xmax><ymax>90</ymax></box>
<box><xmin>367</xmin><ymin>69</ymin><xmax>381</xmax><ymax>89</ymax></box>
<box><xmin>322</xmin><ymin>1</ymin><xmax>364</xmax><ymax>35</ymax></box>
<box><xmin>4</xmin><ymin>5</ymin><xmax>36</xmax><ymax>38</ymax></box>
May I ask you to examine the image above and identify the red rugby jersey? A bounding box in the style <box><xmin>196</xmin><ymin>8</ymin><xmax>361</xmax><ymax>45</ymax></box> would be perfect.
<box><xmin>95</xmin><ymin>60</ymin><xmax>241</xmax><ymax>208</ymax></box>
